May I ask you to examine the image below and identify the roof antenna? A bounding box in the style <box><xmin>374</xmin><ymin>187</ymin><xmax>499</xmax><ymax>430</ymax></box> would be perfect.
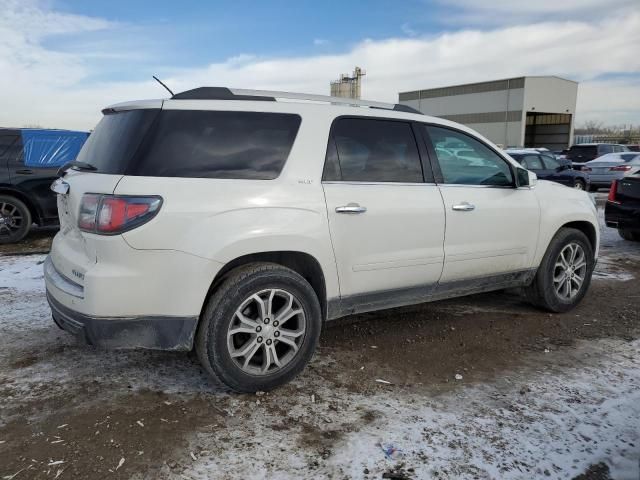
<box><xmin>152</xmin><ymin>75</ymin><xmax>174</xmax><ymax>97</ymax></box>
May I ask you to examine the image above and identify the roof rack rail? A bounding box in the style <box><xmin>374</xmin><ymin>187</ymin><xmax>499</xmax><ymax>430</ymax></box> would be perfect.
<box><xmin>171</xmin><ymin>87</ymin><xmax>423</xmax><ymax>115</ymax></box>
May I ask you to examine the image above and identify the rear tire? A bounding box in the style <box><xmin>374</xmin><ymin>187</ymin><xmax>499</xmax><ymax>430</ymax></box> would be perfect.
<box><xmin>0</xmin><ymin>195</ymin><xmax>31</xmax><ymax>244</ymax></box>
<box><xmin>196</xmin><ymin>262</ymin><xmax>322</xmax><ymax>392</ymax></box>
<box><xmin>524</xmin><ymin>228</ymin><xmax>594</xmax><ymax>313</ymax></box>
<box><xmin>573</xmin><ymin>179</ymin><xmax>585</xmax><ymax>190</ymax></box>
<box><xmin>618</xmin><ymin>229</ymin><xmax>640</xmax><ymax>242</ymax></box>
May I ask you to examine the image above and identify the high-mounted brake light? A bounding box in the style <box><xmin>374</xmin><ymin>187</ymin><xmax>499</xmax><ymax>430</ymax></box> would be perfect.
<box><xmin>607</xmin><ymin>180</ymin><xmax>619</xmax><ymax>204</ymax></box>
<box><xmin>78</xmin><ymin>194</ymin><xmax>162</xmax><ymax>234</ymax></box>
<box><xmin>610</xmin><ymin>165</ymin><xmax>632</xmax><ymax>172</ymax></box>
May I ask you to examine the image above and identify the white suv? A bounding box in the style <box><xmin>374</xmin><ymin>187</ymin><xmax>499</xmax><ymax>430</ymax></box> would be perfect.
<box><xmin>45</xmin><ymin>87</ymin><xmax>599</xmax><ymax>392</ymax></box>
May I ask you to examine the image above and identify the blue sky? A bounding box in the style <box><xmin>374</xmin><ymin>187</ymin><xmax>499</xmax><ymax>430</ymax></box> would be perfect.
<box><xmin>47</xmin><ymin>0</ymin><xmax>449</xmax><ymax>82</ymax></box>
<box><xmin>1</xmin><ymin>0</ymin><xmax>638</xmax><ymax>129</ymax></box>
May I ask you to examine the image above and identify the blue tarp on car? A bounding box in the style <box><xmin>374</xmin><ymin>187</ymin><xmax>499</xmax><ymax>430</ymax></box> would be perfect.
<box><xmin>20</xmin><ymin>129</ymin><xmax>90</xmax><ymax>168</ymax></box>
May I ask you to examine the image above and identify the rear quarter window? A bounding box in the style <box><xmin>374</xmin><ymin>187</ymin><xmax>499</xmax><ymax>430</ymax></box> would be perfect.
<box><xmin>131</xmin><ymin>111</ymin><xmax>301</xmax><ymax>180</ymax></box>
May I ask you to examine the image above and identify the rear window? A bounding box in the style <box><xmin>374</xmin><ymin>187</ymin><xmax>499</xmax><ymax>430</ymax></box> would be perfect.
<box><xmin>620</xmin><ymin>153</ymin><xmax>640</xmax><ymax>162</ymax></box>
<box><xmin>567</xmin><ymin>145</ymin><xmax>597</xmax><ymax>162</ymax></box>
<box><xmin>79</xmin><ymin>109</ymin><xmax>301</xmax><ymax>180</ymax></box>
<box><xmin>76</xmin><ymin>109</ymin><xmax>159</xmax><ymax>174</ymax></box>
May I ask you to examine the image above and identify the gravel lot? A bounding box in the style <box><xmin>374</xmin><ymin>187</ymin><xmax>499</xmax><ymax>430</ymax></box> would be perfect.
<box><xmin>1</xmin><ymin>200</ymin><xmax>639</xmax><ymax>480</ymax></box>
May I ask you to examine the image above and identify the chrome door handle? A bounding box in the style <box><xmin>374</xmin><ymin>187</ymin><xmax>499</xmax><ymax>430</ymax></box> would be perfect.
<box><xmin>336</xmin><ymin>203</ymin><xmax>367</xmax><ymax>214</ymax></box>
<box><xmin>452</xmin><ymin>202</ymin><xmax>475</xmax><ymax>212</ymax></box>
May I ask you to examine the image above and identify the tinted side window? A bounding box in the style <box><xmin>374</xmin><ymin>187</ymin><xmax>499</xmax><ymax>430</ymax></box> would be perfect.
<box><xmin>131</xmin><ymin>111</ymin><xmax>301</xmax><ymax>179</ymax></box>
<box><xmin>322</xmin><ymin>137</ymin><xmax>341</xmax><ymax>181</ymax></box>
<box><xmin>425</xmin><ymin>126</ymin><xmax>513</xmax><ymax>186</ymax></box>
<box><xmin>0</xmin><ymin>135</ymin><xmax>18</xmax><ymax>156</ymax></box>
<box><xmin>520</xmin><ymin>154</ymin><xmax>544</xmax><ymax>170</ymax></box>
<box><xmin>600</xmin><ymin>145</ymin><xmax>613</xmax><ymax>154</ymax></box>
<box><xmin>541</xmin><ymin>155</ymin><xmax>562</xmax><ymax>169</ymax></box>
<box><xmin>331</xmin><ymin>118</ymin><xmax>423</xmax><ymax>183</ymax></box>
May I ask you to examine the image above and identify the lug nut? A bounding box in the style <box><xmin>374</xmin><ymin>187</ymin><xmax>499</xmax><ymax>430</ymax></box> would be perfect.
<box><xmin>256</xmin><ymin>325</ymin><xmax>262</xmax><ymax>332</ymax></box>
<box><xmin>266</xmin><ymin>339</ymin><xmax>272</xmax><ymax>345</ymax></box>
<box><xmin>257</xmin><ymin>336</ymin><xmax>263</xmax><ymax>343</ymax></box>
<box><xmin>274</xmin><ymin>331</ymin><xmax>280</xmax><ymax>338</ymax></box>
<box><xmin>264</xmin><ymin>318</ymin><xmax>270</xmax><ymax>324</ymax></box>
<box><xmin>273</xmin><ymin>321</ymin><xmax>279</xmax><ymax>327</ymax></box>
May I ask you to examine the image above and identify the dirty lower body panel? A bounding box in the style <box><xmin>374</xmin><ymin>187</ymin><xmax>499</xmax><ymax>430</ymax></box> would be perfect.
<box><xmin>47</xmin><ymin>292</ymin><xmax>198</xmax><ymax>350</ymax></box>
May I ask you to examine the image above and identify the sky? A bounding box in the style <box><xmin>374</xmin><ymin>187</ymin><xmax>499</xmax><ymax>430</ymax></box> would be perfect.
<box><xmin>0</xmin><ymin>0</ymin><xmax>639</xmax><ymax>130</ymax></box>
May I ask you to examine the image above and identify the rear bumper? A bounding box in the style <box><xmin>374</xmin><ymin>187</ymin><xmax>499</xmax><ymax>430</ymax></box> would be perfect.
<box><xmin>604</xmin><ymin>201</ymin><xmax>640</xmax><ymax>230</ymax></box>
<box><xmin>590</xmin><ymin>180</ymin><xmax>613</xmax><ymax>188</ymax></box>
<box><xmin>47</xmin><ymin>291</ymin><xmax>198</xmax><ymax>350</ymax></box>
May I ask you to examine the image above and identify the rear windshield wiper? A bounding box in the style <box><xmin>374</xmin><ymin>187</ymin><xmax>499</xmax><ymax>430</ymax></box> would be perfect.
<box><xmin>57</xmin><ymin>161</ymin><xmax>98</xmax><ymax>176</ymax></box>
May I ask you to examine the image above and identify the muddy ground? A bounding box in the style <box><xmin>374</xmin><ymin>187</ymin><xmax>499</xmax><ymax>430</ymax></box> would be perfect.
<box><xmin>1</xmin><ymin>198</ymin><xmax>639</xmax><ymax>479</ymax></box>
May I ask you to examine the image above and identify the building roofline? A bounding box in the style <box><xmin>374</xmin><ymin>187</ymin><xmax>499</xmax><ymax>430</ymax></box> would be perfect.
<box><xmin>399</xmin><ymin>75</ymin><xmax>578</xmax><ymax>95</ymax></box>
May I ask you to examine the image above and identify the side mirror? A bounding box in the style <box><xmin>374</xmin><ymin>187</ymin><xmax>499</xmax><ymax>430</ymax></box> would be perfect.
<box><xmin>516</xmin><ymin>168</ymin><xmax>537</xmax><ymax>187</ymax></box>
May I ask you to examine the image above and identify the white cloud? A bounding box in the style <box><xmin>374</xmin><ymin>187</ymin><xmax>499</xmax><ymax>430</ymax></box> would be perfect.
<box><xmin>0</xmin><ymin>0</ymin><xmax>638</xmax><ymax>130</ymax></box>
<box><xmin>313</xmin><ymin>38</ymin><xmax>329</xmax><ymax>46</ymax></box>
<box><xmin>438</xmin><ymin>0</ymin><xmax>639</xmax><ymax>24</ymax></box>
<box><xmin>576</xmin><ymin>79</ymin><xmax>640</xmax><ymax>127</ymax></box>
<box><xmin>443</xmin><ymin>0</ymin><xmax>635</xmax><ymax>14</ymax></box>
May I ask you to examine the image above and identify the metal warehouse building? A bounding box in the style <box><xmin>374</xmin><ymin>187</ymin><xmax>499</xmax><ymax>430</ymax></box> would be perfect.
<box><xmin>399</xmin><ymin>76</ymin><xmax>578</xmax><ymax>150</ymax></box>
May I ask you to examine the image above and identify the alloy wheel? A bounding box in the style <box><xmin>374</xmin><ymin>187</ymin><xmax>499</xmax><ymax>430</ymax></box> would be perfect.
<box><xmin>227</xmin><ymin>288</ymin><xmax>306</xmax><ymax>375</ymax></box>
<box><xmin>0</xmin><ymin>201</ymin><xmax>24</xmax><ymax>238</ymax></box>
<box><xmin>553</xmin><ymin>242</ymin><xmax>587</xmax><ymax>300</ymax></box>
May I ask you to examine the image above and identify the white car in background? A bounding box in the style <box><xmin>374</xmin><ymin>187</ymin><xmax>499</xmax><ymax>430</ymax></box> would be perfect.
<box><xmin>45</xmin><ymin>87</ymin><xmax>599</xmax><ymax>392</ymax></box>
<box><xmin>584</xmin><ymin>152</ymin><xmax>640</xmax><ymax>191</ymax></box>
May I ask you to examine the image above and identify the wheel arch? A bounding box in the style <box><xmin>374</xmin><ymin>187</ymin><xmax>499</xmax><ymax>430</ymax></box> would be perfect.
<box><xmin>560</xmin><ymin>220</ymin><xmax>597</xmax><ymax>252</ymax></box>
<box><xmin>202</xmin><ymin>251</ymin><xmax>328</xmax><ymax>323</ymax></box>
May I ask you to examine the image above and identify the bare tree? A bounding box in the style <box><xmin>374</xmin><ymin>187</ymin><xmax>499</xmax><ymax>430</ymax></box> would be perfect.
<box><xmin>575</xmin><ymin>120</ymin><xmax>605</xmax><ymax>135</ymax></box>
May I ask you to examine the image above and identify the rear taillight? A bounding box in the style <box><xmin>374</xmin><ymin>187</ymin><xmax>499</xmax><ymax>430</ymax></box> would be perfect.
<box><xmin>610</xmin><ymin>165</ymin><xmax>632</xmax><ymax>172</ymax></box>
<box><xmin>78</xmin><ymin>194</ymin><xmax>100</xmax><ymax>231</ymax></box>
<box><xmin>607</xmin><ymin>180</ymin><xmax>619</xmax><ymax>203</ymax></box>
<box><xmin>78</xmin><ymin>194</ymin><xmax>162</xmax><ymax>234</ymax></box>
<box><xmin>582</xmin><ymin>167</ymin><xmax>592</xmax><ymax>172</ymax></box>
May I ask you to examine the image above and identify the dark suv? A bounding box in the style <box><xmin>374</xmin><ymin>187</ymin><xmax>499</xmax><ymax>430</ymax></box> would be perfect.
<box><xmin>567</xmin><ymin>143</ymin><xmax>630</xmax><ymax>165</ymax></box>
<box><xmin>0</xmin><ymin>128</ymin><xmax>89</xmax><ymax>243</ymax></box>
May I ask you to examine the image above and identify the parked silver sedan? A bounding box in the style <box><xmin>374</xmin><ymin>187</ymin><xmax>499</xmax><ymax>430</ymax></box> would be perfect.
<box><xmin>622</xmin><ymin>156</ymin><xmax>640</xmax><ymax>177</ymax></box>
<box><xmin>584</xmin><ymin>152</ymin><xmax>640</xmax><ymax>191</ymax></box>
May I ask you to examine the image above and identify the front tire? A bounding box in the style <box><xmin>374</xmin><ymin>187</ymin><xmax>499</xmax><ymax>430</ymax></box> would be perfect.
<box><xmin>618</xmin><ymin>228</ymin><xmax>640</xmax><ymax>242</ymax></box>
<box><xmin>196</xmin><ymin>263</ymin><xmax>322</xmax><ymax>392</ymax></box>
<box><xmin>0</xmin><ymin>195</ymin><xmax>31</xmax><ymax>244</ymax></box>
<box><xmin>524</xmin><ymin>228</ymin><xmax>594</xmax><ymax>313</ymax></box>
<box><xmin>573</xmin><ymin>179</ymin><xmax>585</xmax><ymax>190</ymax></box>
